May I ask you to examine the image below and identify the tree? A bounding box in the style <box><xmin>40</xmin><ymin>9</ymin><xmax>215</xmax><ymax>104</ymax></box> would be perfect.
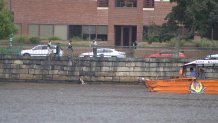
<box><xmin>0</xmin><ymin>0</ymin><xmax>17</xmax><ymax>39</ymax></box>
<box><xmin>164</xmin><ymin>0</ymin><xmax>218</xmax><ymax>38</ymax></box>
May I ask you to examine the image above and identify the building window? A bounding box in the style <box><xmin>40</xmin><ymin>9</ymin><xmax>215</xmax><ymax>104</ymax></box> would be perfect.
<box><xmin>28</xmin><ymin>24</ymin><xmax>54</xmax><ymax>38</ymax></box>
<box><xmin>28</xmin><ymin>24</ymin><xmax>39</xmax><ymax>37</ymax></box>
<box><xmin>115</xmin><ymin>0</ymin><xmax>137</xmax><ymax>7</ymax></box>
<box><xmin>68</xmin><ymin>25</ymin><xmax>108</xmax><ymax>41</ymax></box>
<box><xmin>97</xmin><ymin>0</ymin><xmax>108</xmax><ymax>7</ymax></box>
<box><xmin>143</xmin><ymin>0</ymin><xmax>154</xmax><ymax>8</ymax></box>
<box><xmin>54</xmin><ymin>25</ymin><xmax>68</xmax><ymax>40</ymax></box>
<box><xmin>82</xmin><ymin>25</ymin><xmax>96</xmax><ymax>41</ymax></box>
<box><xmin>40</xmin><ymin>25</ymin><xmax>53</xmax><ymax>38</ymax></box>
<box><xmin>96</xmin><ymin>26</ymin><xmax>107</xmax><ymax>41</ymax></box>
<box><xmin>15</xmin><ymin>24</ymin><xmax>21</xmax><ymax>36</ymax></box>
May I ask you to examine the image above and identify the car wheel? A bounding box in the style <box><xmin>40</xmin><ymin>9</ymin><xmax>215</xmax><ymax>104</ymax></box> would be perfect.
<box><xmin>84</xmin><ymin>55</ymin><xmax>90</xmax><ymax>58</ymax></box>
<box><xmin>23</xmin><ymin>53</ymin><xmax>31</xmax><ymax>57</ymax></box>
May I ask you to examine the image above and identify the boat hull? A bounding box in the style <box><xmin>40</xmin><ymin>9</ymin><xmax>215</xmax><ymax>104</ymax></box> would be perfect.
<box><xmin>145</xmin><ymin>78</ymin><xmax>218</xmax><ymax>94</ymax></box>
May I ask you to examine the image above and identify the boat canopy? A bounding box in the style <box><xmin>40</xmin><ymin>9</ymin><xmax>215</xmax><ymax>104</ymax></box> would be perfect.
<box><xmin>184</xmin><ymin>59</ymin><xmax>218</xmax><ymax>66</ymax></box>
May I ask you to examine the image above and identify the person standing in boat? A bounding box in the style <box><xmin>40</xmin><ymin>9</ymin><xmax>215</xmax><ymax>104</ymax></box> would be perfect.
<box><xmin>190</xmin><ymin>67</ymin><xmax>197</xmax><ymax>77</ymax></box>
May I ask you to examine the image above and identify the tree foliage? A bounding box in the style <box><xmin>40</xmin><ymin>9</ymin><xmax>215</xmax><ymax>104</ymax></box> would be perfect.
<box><xmin>0</xmin><ymin>0</ymin><xmax>17</xmax><ymax>39</ymax></box>
<box><xmin>165</xmin><ymin>0</ymin><xmax>218</xmax><ymax>37</ymax></box>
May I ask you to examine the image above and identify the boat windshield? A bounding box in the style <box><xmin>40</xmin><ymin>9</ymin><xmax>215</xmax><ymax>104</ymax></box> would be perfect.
<box><xmin>182</xmin><ymin>60</ymin><xmax>218</xmax><ymax>80</ymax></box>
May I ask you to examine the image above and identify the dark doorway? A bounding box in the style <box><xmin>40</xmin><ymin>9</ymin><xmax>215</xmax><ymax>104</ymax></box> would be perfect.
<box><xmin>206</xmin><ymin>24</ymin><xmax>218</xmax><ymax>40</ymax></box>
<box><xmin>115</xmin><ymin>25</ymin><xmax>137</xmax><ymax>47</ymax></box>
<box><xmin>69</xmin><ymin>25</ymin><xmax>82</xmax><ymax>39</ymax></box>
<box><xmin>115</xmin><ymin>26</ymin><xmax>121</xmax><ymax>46</ymax></box>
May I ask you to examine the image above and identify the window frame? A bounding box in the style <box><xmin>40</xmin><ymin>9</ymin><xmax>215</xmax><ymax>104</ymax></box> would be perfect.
<box><xmin>143</xmin><ymin>0</ymin><xmax>154</xmax><ymax>8</ymax></box>
<box><xmin>115</xmin><ymin>0</ymin><xmax>137</xmax><ymax>8</ymax></box>
<box><xmin>97</xmin><ymin>0</ymin><xmax>109</xmax><ymax>7</ymax></box>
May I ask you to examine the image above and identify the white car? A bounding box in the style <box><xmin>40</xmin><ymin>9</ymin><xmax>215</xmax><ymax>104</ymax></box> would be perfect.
<box><xmin>21</xmin><ymin>45</ymin><xmax>64</xmax><ymax>57</ymax></box>
<box><xmin>204</xmin><ymin>54</ymin><xmax>218</xmax><ymax>60</ymax></box>
<box><xmin>79</xmin><ymin>48</ymin><xmax>126</xmax><ymax>58</ymax></box>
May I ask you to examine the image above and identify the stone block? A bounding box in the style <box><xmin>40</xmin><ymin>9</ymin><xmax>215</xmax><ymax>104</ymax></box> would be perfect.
<box><xmin>49</xmin><ymin>70</ymin><xmax>59</xmax><ymax>75</ymax></box>
<box><xmin>118</xmin><ymin>62</ymin><xmax>126</xmax><ymax>67</ymax></box>
<box><xmin>103</xmin><ymin>77</ymin><xmax>113</xmax><ymax>81</ymax></box>
<box><xmin>3</xmin><ymin>64</ymin><xmax>11</xmax><ymax>69</ymax></box>
<box><xmin>95</xmin><ymin>72</ymin><xmax>113</xmax><ymax>77</ymax></box>
<box><xmin>28</xmin><ymin>69</ymin><xmax>35</xmax><ymax>74</ymax></box>
<box><xmin>65</xmin><ymin>76</ymin><xmax>78</xmax><ymax>81</ymax></box>
<box><xmin>52</xmin><ymin>75</ymin><xmax>66</xmax><ymax>81</ymax></box>
<box><xmin>10</xmin><ymin>74</ymin><xmax>19</xmax><ymax>79</ymax></box>
<box><xmin>121</xmin><ymin>76</ymin><xmax>137</xmax><ymax>81</ymax></box>
<box><xmin>95</xmin><ymin>77</ymin><xmax>105</xmax><ymax>81</ymax></box>
<box><xmin>115</xmin><ymin>72</ymin><xmax>129</xmax><ymax>76</ymax></box>
<box><xmin>58</xmin><ymin>71</ymin><xmax>68</xmax><ymax>75</ymax></box>
<box><xmin>3</xmin><ymin>60</ymin><xmax>13</xmax><ymax>64</ymax></box>
<box><xmin>128</xmin><ymin>72</ymin><xmax>143</xmax><ymax>77</ymax></box>
<box><xmin>117</xmin><ymin>67</ymin><xmax>133</xmax><ymax>72</ymax></box>
<box><xmin>133</xmin><ymin>67</ymin><xmax>143</xmax><ymax>72</ymax></box>
<box><xmin>16</xmin><ymin>69</ymin><xmax>28</xmax><ymax>74</ymax></box>
<box><xmin>0</xmin><ymin>69</ymin><xmax>3</xmax><ymax>73</ymax></box>
<box><xmin>67</xmin><ymin>71</ymin><xmax>79</xmax><ymax>76</ymax></box>
<box><xmin>11</xmin><ymin>64</ymin><xmax>20</xmax><ymax>69</ymax></box>
<box><xmin>42</xmin><ymin>70</ymin><xmax>49</xmax><ymax>75</ymax></box>
<box><xmin>102</xmin><ymin>62</ymin><xmax>113</xmax><ymax>66</ymax></box>
<box><xmin>135</xmin><ymin>62</ymin><xmax>146</xmax><ymax>67</ymax></box>
<box><xmin>112</xmin><ymin>76</ymin><xmax>120</xmax><ymax>82</ymax></box>
<box><xmin>3</xmin><ymin>69</ymin><xmax>11</xmax><ymax>74</ymax></box>
<box><xmin>34</xmin><ymin>70</ymin><xmax>42</xmax><ymax>75</ymax></box>
<box><xmin>63</xmin><ymin>67</ymin><xmax>71</xmax><ymax>71</ymax></box>
<box><xmin>82</xmin><ymin>67</ymin><xmax>90</xmax><ymax>71</ymax></box>
<box><xmin>42</xmin><ymin>75</ymin><xmax>53</xmax><ymax>80</ymax></box>
<box><xmin>20</xmin><ymin>65</ymin><xmax>29</xmax><ymax>69</ymax></box>
<box><xmin>125</xmin><ymin>62</ymin><xmax>136</xmax><ymax>67</ymax></box>
<box><xmin>14</xmin><ymin>60</ymin><xmax>23</xmax><ymax>64</ymax></box>
<box><xmin>33</xmin><ymin>75</ymin><xmax>43</xmax><ymax>80</ymax></box>
<box><xmin>0</xmin><ymin>74</ymin><xmax>10</xmax><ymax>78</ymax></box>
<box><xmin>20</xmin><ymin>74</ymin><xmax>33</xmax><ymax>80</ymax></box>
<box><xmin>149</xmin><ymin>63</ymin><xmax>158</xmax><ymax>67</ymax></box>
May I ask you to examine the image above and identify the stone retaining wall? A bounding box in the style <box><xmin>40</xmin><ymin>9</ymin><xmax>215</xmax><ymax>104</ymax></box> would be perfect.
<box><xmin>0</xmin><ymin>56</ymin><xmax>216</xmax><ymax>84</ymax></box>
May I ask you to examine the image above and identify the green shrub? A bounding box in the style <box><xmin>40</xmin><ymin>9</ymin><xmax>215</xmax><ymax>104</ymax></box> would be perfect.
<box><xmin>194</xmin><ymin>38</ymin><xmax>218</xmax><ymax>48</ymax></box>
<box><xmin>48</xmin><ymin>36</ymin><xmax>62</xmax><ymax>40</ymax></box>
<box><xmin>145</xmin><ymin>25</ymin><xmax>161</xmax><ymax>44</ymax></box>
<box><xmin>71</xmin><ymin>36</ymin><xmax>83</xmax><ymax>41</ymax></box>
<box><xmin>165</xmin><ymin>38</ymin><xmax>186</xmax><ymax>47</ymax></box>
<box><xmin>29</xmin><ymin>37</ymin><xmax>40</xmax><ymax>44</ymax></box>
<box><xmin>14</xmin><ymin>36</ymin><xmax>29</xmax><ymax>43</ymax></box>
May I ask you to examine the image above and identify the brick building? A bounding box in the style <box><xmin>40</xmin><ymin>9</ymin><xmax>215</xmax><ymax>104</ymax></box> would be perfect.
<box><xmin>8</xmin><ymin>0</ymin><xmax>174</xmax><ymax>46</ymax></box>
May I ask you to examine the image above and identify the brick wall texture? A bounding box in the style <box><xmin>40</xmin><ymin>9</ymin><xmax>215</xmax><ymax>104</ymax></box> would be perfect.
<box><xmin>9</xmin><ymin>0</ymin><xmax>175</xmax><ymax>43</ymax></box>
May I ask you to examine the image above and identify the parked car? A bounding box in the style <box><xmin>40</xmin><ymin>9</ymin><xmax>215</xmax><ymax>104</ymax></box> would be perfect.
<box><xmin>146</xmin><ymin>50</ymin><xmax>186</xmax><ymax>58</ymax></box>
<box><xmin>21</xmin><ymin>45</ymin><xmax>64</xmax><ymax>57</ymax></box>
<box><xmin>79</xmin><ymin>48</ymin><xmax>126</xmax><ymax>58</ymax></box>
<box><xmin>203</xmin><ymin>54</ymin><xmax>218</xmax><ymax>60</ymax></box>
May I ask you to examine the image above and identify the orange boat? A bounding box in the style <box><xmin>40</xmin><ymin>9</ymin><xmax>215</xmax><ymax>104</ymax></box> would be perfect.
<box><xmin>145</xmin><ymin>59</ymin><xmax>218</xmax><ymax>94</ymax></box>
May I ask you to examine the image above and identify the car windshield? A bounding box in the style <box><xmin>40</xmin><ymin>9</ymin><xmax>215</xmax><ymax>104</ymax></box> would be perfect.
<box><xmin>42</xmin><ymin>46</ymin><xmax>47</xmax><ymax>49</ymax></box>
<box><xmin>33</xmin><ymin>46</ymin><xmax>43</xmax><ymax>50</ymax></box>
<box><xmin>160</xmin><ymin>51</ymin><xmax>175</xmax><ymax>54</ymax></box>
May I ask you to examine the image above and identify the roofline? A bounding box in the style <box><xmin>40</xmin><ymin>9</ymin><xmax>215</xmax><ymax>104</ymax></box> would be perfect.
<box><xmin>184</xmin><ymin>59</ymin><xmax>218</xmax><ymax>66</ymax></box>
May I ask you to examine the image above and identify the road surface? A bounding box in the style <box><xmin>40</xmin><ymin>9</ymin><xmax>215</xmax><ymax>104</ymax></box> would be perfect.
<box><xmin>0</xmin><ymin>82</ymin><xmax>218</xmax><ymax>123</ymax></box>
